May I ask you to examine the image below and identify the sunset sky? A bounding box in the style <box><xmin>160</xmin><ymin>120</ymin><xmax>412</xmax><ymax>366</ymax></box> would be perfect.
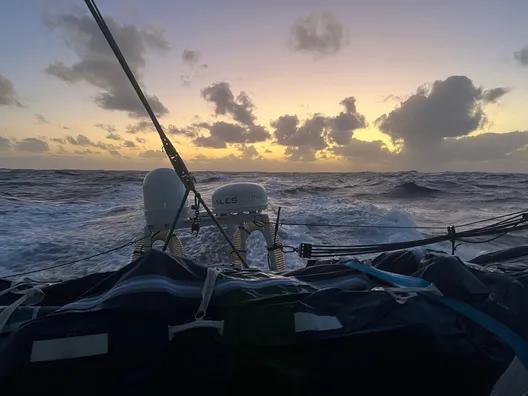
<box><xmin>1</xmin><ymin>0</ymin><xmax>528</xmax><ymax>172</ymax></box>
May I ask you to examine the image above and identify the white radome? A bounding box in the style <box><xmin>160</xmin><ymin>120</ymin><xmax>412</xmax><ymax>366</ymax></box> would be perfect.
<box><xmin>211</xmin><ymin>182</ymin><xmax>268</xmax><ymax>214</ymax></box>
<box><xmin>143</xmin><ymin>168</ymin><xmax>189</xmax><ymax>226</ymax></box>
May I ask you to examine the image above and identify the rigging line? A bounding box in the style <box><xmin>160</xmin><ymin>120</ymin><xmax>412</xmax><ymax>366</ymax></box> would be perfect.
<box><xmin>458</xmin><ymin>221</ymin><xmax>524</xmax><ymax>244</ymax></box>
<box><xmin>83</xmin><ymin>0</ymin><xmax>248</xmax><ymax>268</ymax></box>
<box><xmin>305</xmin><ymin>223</ymin><xmax>528</xmax><ymax>254</ymax></box>
<box><xmin>83</xmin><ymin>0</ymin><xmax>193</xmax><ymax>191</ymax></box>
<box><xmin>455</xmin><ymin>208</ymin><xmax>528</xmax><ymax>228</ymax></box>
<box><xmin>274</xmin><ymin>221</ymin><xmax>446</xmax><ymax>230</ymax></box>
<box><xmin>269</xmin><ymin>210</ymin><xmax>528</xmax><ymax>231</ymax></box>
<box><xmin>2</xmin><ymin>234</ymin><xmax>152</xmax><ymax>279</ymax></box>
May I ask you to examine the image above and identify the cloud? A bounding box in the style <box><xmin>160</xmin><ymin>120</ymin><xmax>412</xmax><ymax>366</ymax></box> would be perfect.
<box><xmin>49</xmin><ymin>133</ymin><xmax>122</xmax><ymax>156</ymax></box>
<box><xmin>181</xmin><ymin>49</ymin><xmax>201</xmax><ymax>67</ymax></box>
<box><xmin>514</xmin><ymin>46</ymin><xmax>528</xmax><ymax>66</ymax></box>
<box><xmin>236</xmin><ymin>144</ymin><xmax>263</xmax><ymax>160</ymax></box>
<box><xmin>140</xmin><ymin>149</ymin><xmax>166</xmax><ymax>159</ymax></box>
<box><xmin>94</xmin><ymin>123</ymin><xmax>117</xmax><ymax>133</ymax></box>
<box><xmin>167</xmin><ymin>124</ymin><xmax>198</xmax><ymax>138</ymax></box>
<box><xmin>270</xmin><ymin>96</ymin><xmax>367</xmax><ymax>160</ymax></box>
<box><xmin>123</xmin><ymin>140</ymin><xmax>136</xmax><ymax>148</ymax></box>
<box><xmin>482</xmin><ymin>87</ymin><xmax>510</xmax><ymax>103</ymax></box>
<box><xmin>0</xmin><ymin>74</ymin><xmax>23</xmax><ymax>107</ymax></box>
<box><xmin>375</xmin><ymin>75</ymin><xmax>509</xmax><ymax>152</ymax></box>
<box><xmin>6</xmin><ymin>71</ymin><xmax>527</xmax><ymax>172</ymax></box>
<box><xmin>201</xmin><ymin>82</ymin><xmax>255</xmax><ymax>126</ymax></box>
<box><xmin>382</xmin><ymin>94</ymin><xmax>404</xmax><ymax>103</ymax></box>
<box><xmin>327</xmin><ymin>97</ymin><xmax>367</xmax><ymax>145</ymax></box>
<box><xmin>193</xmin><ymin>122</ymin><xmax>270</xmax><ymax>148</ymax></box>
<box><xmin>289</xmin><ymin>11</ymin><xmax>348</xmax><ymax>57</ymax></box>
<box><xmin>106</xmin><ymin>132</ymin><xmax>122</xmax><ymax>140</ymax></box>
<box><xmin>126</xmin><ymin>120</ymin><xmax>156</xmax><ymax>134</ymax></box>
<box><xmin>35</xmin><ymin>113</ymin><xmax>50</xmax><ymax>125</ymax></box>
<box><xmin>180</xmin><ymin>75</ymin><xmax>191</xmax><ymax>87</ymax></box>
<box><xmin>329</xmin><ymin>138</ymin><xmax>392</xmax><ymax>169</ymax></box>
<box><xmin>0</xmin><ymin>136</ymin><xmax>11</xmax><ymax>151</ymax></box>
<box><xmin>74</xmin><ymin>148</ymin><xmax>96</xmax><ymax>156</ymax></box>
<box><xmin>179</xmin><ymin>50</ymin><xmax>208</xmax><ymax>87</ymax></box>
<box><xmin>44</xmin><ymin>12</ymin><xmax>169</xmax><ymax>118</ymax></box>
<box><xmin>96</xmin><ymin>123</ymin><xmax>122</xmax><ymax>141</ymax></box>
<box><xmin>14</xmin><ymin>138</ymin><xmax>50</xmax><ymax>153</ymax></box>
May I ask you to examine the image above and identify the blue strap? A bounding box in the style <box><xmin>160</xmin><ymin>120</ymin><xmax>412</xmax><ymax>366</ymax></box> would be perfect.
<box><xmin>344</xmin><ymin>260</ymin><xmax>528</xmax><ymax>369</ymax></box>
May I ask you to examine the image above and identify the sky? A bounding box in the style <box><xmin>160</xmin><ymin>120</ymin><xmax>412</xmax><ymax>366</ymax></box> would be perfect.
<box><xmin>1</xmin><ymin>0</ymin><xmax>528</xmax><ymax>172</ymax></box>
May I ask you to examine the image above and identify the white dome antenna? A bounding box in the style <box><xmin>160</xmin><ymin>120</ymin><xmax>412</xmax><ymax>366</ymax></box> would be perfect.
<box><xmin>143</xmin><ymin>168</ymin><xmax>189</xmax><ymax>227</ymax></box>
<box><xmin>211</xmin><ymin>183</ymin><xmax>268</xmax><ymax>215</ymax></box>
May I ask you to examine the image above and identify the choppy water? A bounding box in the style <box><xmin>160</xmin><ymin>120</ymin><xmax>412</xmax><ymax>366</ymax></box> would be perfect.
<box><xmin>0</xmin><ymin>168</ymin><xmax>527</xmax><ymax>280</ymax></box>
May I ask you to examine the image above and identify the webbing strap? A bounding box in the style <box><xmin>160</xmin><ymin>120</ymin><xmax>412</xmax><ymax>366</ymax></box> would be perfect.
<box><xmin>344</xmin><ymin>260</ymin><xmax>528</xmax><ymax>369</ymax></box>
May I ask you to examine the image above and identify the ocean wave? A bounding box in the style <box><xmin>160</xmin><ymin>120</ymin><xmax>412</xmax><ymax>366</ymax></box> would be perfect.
<box><xmin>383</xmin><ymin>181</ymin><xmax>445</xmax><ymax>198</ymax></box>
<box><xmin>1</xmin><ymin>169</ymin><xmax>527</xmax><ymax>279</ymax></box>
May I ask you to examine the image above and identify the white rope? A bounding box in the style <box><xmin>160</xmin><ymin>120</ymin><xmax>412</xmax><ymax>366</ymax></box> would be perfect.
<box><xmin>195</xmin><ymin>267</ymin><xmax>221</xmax><ymax>320</ymax></box>
<box><xmin>0</xmin><ymin>282</ymin><xmax>44</xmax><ymax>333</ymax></box>
<box><xmin>168</xmin><ymin>267</ymin><xmax>223</xmax><ymax>339</ymax></box>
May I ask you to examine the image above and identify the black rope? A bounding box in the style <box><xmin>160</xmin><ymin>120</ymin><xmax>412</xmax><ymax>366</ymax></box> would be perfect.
<box><xmin>298</xmin><ymin>220</ymin><xmax>528</xmax><ymax>258</ymax></box>
<box><xmin>275</xmin><ymin>221</ymin><xmax>446</xmax><ymax>230</ymax></box>
<box><xmin>455</xmin><ymin>209</ymin><xmax>528</xmax><ymax>228</ymax></box>
<box><xmin>3</xmin><ymin>234</ymin><xmax>153</xmax><ymax>279</ymax></box>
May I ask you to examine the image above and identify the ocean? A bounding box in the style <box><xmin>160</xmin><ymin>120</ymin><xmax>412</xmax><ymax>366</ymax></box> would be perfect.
<box><xmin>1</xmin><ymin>168</ymin><xmax>527</xmax><ymax>280</ymax></box>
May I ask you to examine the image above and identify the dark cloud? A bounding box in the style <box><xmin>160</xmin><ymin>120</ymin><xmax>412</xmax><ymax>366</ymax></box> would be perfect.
<box><xmin>273</xmin><ymin>115</ymin><xmax>327</xmax><ymax>150</ymax></box>
<box><xmin>49</xmin><ymin>133</ymin><xmax>122</xmax><ymax>156</ymax></box>
<box><xmin>192</xmin><ymin>121</ymin><xmax>270</xmax><ymax>148</ymax></box>
<box><xmin>65</xmin><ymin>134</ymin><xmax>93</xmax><ymax>146</ymax></box>
<box><xmin>123</xmin><ymin>140</ymin><xmax>136</xmax><ymax>148</ymax></box>
<box><xmin>181</xmin><ymin>49</ymin><xmax>201</xmax><ymax>67</ymax></box>
<box><xmin>327</xmin><ymin>97</ymin><xmax>367</xmax><ymax>145</ymax></box>
<box><xmin>237</xmin><ymin>145</ymin><xmax>262</xmax><ymax>160</ymax></box>
<box><xmin>0</xmin><ymin>74</ymin><xmax>22</xmax><ymax>107</ymax></box>
<box><xmin>181</xmin><ymin>82</ymin><xmax>365</xmax><ymax>160</ymax></box>
<box><xmin>106</xmin><ymin>132</ymin><xmax>122</xmax><ymax>140</ymax></box>
<box><xmin>439</xmin><ymin>131</ymin><xmax>528</xmax><ymax>163</ymax></box>
<box><xmin>482</xmin><ymin>87</ymin><xmax>510</xmax><ymax>103</ymax></box>
<box><xmin>284</xmin><ymin>146</ymin><xmax>318</xmax><ymax>162</ymax></box>
<box><xmin>330</xmin><ymin>138</ymin><xmax>390</xmax><ymax>159</ymax></box>
<box><xmin>289</xmin><ymin>11</ymin><xmax>348</xmax><ymax>57</ymax></box>
<box><xmin>14</xmin><ymin>138</ymin><xmax>50</xmax><ymax>153</ymax></box>
<box><xmin>126</xmin><ymin>120</ymin><xmax>156</xmax><ymax>134</ymax></box>
<box><xmin>167</xmin><ymin>124</ymin><xmax>198</xmax><ymax>139</ymax></box>
<box><xmin>44</xmin><ymin>12</ymin><xmax>169</xmax><ymax>118</ymax></box>
<box><xmin>201</xmin><ymin>82</ymin><xmax>255</xmax><ymax>126</ymax></box>
<box><xmin>0</xmin><ymin>136</ymin><xmax>11</xmax><ymax>151</ymax></box>
<box><xmin>135</xmin><ymin>136</ymin><xmax>147</xmax><ymax>144</ymax></box>
<box><xmin>35</xmin><ymin>113</ymin><xmax>50</xmax><ymax>125</ymax></box>
<box><xmin>514</xmin><ymin>46</ymin><xmax>528</xmax><ymax>66</ymax></box>
<box><xmin>193</xmin><ymin>135</ymin><xmax>226</xmax><ymax>149</ymax></box>
<box><xmin>375</xmin><ymin>75</ymin><xmax>508</xmax><ymax>152</ymax></box>
<box><xmin>270</xmin><ymin>97</ymin><xmax>367</xmax><ymax>161</ymax></box>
